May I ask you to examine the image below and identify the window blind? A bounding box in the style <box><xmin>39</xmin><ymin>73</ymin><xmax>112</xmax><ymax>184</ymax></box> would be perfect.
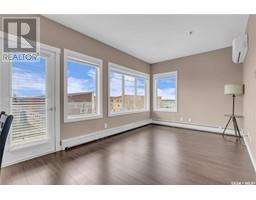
<box><xmin>11</xmin><ymin>97</ymin><xmax>48</xmax><ymax>146</ymax></box>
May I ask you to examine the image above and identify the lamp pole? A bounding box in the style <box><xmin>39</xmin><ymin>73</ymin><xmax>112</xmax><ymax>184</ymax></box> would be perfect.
<box><xmin>232</xmin><ymin>94</ymin><xmax>235</xmax><ymax>116</ymax></box>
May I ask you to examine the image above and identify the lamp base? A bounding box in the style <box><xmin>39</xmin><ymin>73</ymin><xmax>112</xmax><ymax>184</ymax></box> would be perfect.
<box><xmin>222</xmin><ymin>114</ymin><xmax>242</xmax><ymax>140</ymax></box>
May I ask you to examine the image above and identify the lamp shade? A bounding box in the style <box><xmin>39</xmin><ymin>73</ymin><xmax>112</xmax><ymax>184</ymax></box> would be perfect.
<box><xmin>224</xmin><ymin>84</ymin><xmax>244</xmax><ymax>96</ymax></box>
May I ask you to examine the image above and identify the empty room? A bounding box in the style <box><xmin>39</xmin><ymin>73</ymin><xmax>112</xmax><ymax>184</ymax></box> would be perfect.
<box><xmin>0</xmin><ymin>13</ymin><xmax>256</xmax><ymax>188</ymax></box>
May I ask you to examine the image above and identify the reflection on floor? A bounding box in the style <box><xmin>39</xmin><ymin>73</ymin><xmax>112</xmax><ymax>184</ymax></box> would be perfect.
<box><xmin>0</xmin><ymin>125</ymin><xmax>255</xmax><ymax>184</ymax></box>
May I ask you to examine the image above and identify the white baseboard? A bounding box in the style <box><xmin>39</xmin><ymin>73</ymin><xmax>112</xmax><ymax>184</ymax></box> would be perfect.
<box><xmin>61</xmin><ymin>119</ymin><xmax>153</xmax><ymax>150</ymax></box>
<box><xmin>243</xmin><ymin>136</ymin><xmax>256</xmax><ymax>173</ymax></box>
<box><xmin>152</xmin><ymin>120</ymin><xmax>237</xmax><ymax>136</ymax></box>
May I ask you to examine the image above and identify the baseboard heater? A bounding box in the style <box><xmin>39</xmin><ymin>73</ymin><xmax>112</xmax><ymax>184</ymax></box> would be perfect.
<box><xmin>152</xmin><ymin>120</ymin><xmax>237</xmax><ymax>136</ymax></box>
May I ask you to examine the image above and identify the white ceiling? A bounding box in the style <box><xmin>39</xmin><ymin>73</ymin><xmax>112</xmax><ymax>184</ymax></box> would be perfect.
<box><xmin>44</xmin><ymin>15</ymin><xmax>249</xmax><ymax>64</ymax></box>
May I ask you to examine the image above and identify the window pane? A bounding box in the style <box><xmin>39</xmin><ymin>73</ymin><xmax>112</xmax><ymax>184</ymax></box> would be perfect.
<box><xmin>12</xmin><ymin>58</ymin><xmax>46</xmax><ymax>97</ymax></box>
<box><xmin>124</xmin><ymin>75</ymin><xmax>135</xmax><ymax>111</ymax></box>
<box><xmin>156</xmin><ymin>76</ymin><xmax>176</xmax><ymax>111</ymax></box>
<box><xmin>11</xmin><ymin>58</ymin><xmax>48</xmax><ymax>145</ymax></box>
<box><xmin>136</xmin><ymin>78</ymin><xmax>146</xmax><ymax>109</ymax></box>
<box><xmin>110</xmin><ymin>71</ymin><xmax>123</xmax><ymax>113</ymax></box>
<box><xmin>67</xmin><ymin>59</ymin><xmax>97</xmax><ymax>117</ymax></box>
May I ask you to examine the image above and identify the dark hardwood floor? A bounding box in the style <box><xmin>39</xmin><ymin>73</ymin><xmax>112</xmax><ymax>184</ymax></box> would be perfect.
<box><xmin>0</xmin><ymin>125</ymin><xmax>255</xmax><ymax>185</ymax></box>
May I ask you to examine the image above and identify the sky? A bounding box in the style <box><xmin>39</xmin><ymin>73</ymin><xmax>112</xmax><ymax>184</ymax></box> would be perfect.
<box><xmin>12</xmin><ymin>58</ymin><xmax>97</xmax><ymax>97</ymax></box>
<box><xmin>12</xmin><ymin>59</ymin><xmax>175</xmax><ymax>100</ymax></box>
<box><xmin>12</xmin><ymin>58</ymin><xmax>46</xmax><ymax>97</ymax></box>
<box><xmin>67</xmin><ymin>60</ymin><xmax>96</xmax><ymax>94</ymax></box>
<box><xmin>156</xmin><ymin>76</ymin><xmax>176</xmax><ymax>100</ymax></box>
<box><xmin>109</xmin><ymin>71</ymin><xmax>146</xmax><ymax>97</ymax></box>
<box><xmin>109</xmin><ymin>71</ymin><xmax>122</xmax><ymax>96</ymax></box>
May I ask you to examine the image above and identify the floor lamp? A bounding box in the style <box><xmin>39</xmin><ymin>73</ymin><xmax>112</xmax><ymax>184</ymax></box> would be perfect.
<box><xmin>222</xmin><ymin>84</ymin><xmax>244</xmax><ymax>139</ymax></box>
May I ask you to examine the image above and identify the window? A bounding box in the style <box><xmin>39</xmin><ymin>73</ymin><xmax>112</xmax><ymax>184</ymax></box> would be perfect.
<box><xmin>109</xmin><ymin>63</ymin><xmax>149</xmax><ymax>116</ymax></box>
<box><xmin>153</xmin><ymin>71</ymin><xmax>177</xmax><ymax>112</ymax></box>
<box><xmin>64</xmin><ymin>49</ymin><xmax>103</xmax><ymax>122</ymax></box>
<box><xmin>11</xmin><ymin>57</ymin><xmax>48</xmax><ymax>145</ymax></box>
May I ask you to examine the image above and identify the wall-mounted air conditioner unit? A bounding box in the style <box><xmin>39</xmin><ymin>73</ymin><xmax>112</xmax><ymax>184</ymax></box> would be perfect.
<box><xmin>232</xmin><ymin>34</ymin><xmax>248</xmax><ymax>64</ymax></box>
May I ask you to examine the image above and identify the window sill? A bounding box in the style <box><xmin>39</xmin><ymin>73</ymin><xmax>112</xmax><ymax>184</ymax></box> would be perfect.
<box><xmin>64</xmin><ymin>114</ymin><xmax>103</xmax><ymax>123</ymax></box>
<box><xmin>108</xmin><ymin>109</ymin><xmax>150</xmax><ymax>117</ymax></box>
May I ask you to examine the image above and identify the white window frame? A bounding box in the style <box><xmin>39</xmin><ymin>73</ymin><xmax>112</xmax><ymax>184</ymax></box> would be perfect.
<box><xmin>108</xmin><ymin>62</ymin><xmax>150</xmax><ymax>117</ymax></box>
<box><xmin>64</xmin><ymin>49</ymin><xmax>103</xmax><ymax>123</ymax></box>
<box><xmin>153</xmin><ymin>71</ymin><xmax>178</xmax><ymax>112</ymax></box>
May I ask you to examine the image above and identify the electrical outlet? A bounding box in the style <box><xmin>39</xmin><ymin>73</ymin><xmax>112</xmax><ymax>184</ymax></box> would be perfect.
<box><xmin>180</xmin><ymin>117</ymin><xmax>183</xmax><ymax>122</ymax></box>
<box><xmin>104</xmin><ymin>123</ymin><xmax>108</xmax><ymax>129</ymax></box>
<box><xmin>188</xmin><ymin>118</ymin><xmax>192</xmax><ymax>123</ymax></box>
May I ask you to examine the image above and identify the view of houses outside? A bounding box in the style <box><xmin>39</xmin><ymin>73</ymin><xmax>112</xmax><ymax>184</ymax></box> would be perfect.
<box><xmin>109</xmin><ymin>70</ymin><xmax>146</xmax><ymax>113</ymax></box>
<box><xmin>110</xmin><ymin>95</ymin><xmax>145</xmax><ymax>113</ymax></box>
<box><xmin>156</xmin><ymin>96</ymin><xmax>176</xmax><ymax>110</ymax></box>
<box><xmin>68</xmin><ymin>92</ymin><xmax>96</xmax><ymax>116</ymax></box>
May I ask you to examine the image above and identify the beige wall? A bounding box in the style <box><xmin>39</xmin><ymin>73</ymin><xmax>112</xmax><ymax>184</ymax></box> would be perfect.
<box><xmin>0</xmin><ymin>15</ymin><xmax>151</xmax><ymax>140</ymax></box>
<box><xmin>151</xmin><ymin>48</ymin><xmax>243</xmax><ymax>128</ymax></box>
<box><xmin>243</xmin><ymin>15</ymin><xmax>256</xmax><ymax>166</ymax></box>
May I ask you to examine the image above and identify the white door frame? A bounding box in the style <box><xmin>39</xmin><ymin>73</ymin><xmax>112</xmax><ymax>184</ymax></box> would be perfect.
<box><xmin>0</xmin><ymin>33</ymin><xmax>61</xmax><ymax>166</ymax></box>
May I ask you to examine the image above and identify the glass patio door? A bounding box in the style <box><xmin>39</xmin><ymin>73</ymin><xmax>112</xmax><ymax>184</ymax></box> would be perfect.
<box><xmin>10</xmin><ymin>57</ymin><xmax>49</xmax><ymax>147</ymax></box>
<box><xmin>0</xmin><ymin>49</ymin><xmax>58</xmax><ymax>166</ymax></box>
